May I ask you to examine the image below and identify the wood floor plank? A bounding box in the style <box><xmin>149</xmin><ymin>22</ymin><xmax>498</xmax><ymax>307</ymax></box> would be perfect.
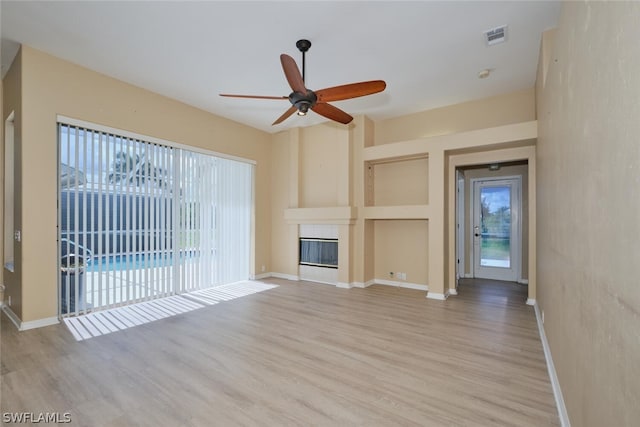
<box><xmin>1</xmin><ymin>278</ymin><xmax>559</xmax><ymax>426</ymax></box>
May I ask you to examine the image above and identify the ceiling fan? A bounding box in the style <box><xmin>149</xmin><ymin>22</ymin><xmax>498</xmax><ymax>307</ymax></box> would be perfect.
<box><xmin>220</xmin><ymin>39</ymin><xmax>386</xmax><ymax>126</ymax></box>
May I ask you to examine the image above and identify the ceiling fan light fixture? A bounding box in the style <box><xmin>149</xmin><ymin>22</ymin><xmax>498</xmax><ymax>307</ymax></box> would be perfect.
<box><xmin>296</xmin><ymin>101</ymin><xmax>310</xmax><ymax>116</ymax></box>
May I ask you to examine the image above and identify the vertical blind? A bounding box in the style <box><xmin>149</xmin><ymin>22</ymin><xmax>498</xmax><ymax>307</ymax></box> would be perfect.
<box><xmin>58</xmin><ymin>123</ymin><xmax>253</xmax><ymax>317</ymax></box>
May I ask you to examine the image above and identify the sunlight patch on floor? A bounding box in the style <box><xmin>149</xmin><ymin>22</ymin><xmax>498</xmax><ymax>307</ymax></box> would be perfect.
<box><xmin>63</xmin><ymin>281</ymin><xmax>278</xmax><ymax>341</ymax></box>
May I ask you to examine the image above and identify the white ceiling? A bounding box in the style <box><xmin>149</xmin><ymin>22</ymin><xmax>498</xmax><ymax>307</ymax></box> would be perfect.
<box><xmin>1</xmin><ymin>1</ymin><xmax>561</xmax><ymax>133</ymax></box>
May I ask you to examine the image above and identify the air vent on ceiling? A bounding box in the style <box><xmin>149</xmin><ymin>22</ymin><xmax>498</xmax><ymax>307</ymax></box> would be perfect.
<box><xmin>484</xmin><ymin>25</ymin><xmax>507</xmax><ymax>46</ymax></box>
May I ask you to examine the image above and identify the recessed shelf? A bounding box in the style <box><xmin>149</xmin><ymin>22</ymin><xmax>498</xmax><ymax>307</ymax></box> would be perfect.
<box><xmin>367</xmin><ymin>156</ymin><xmax>428</xmax><ymax>207</ymax></box>
<box><xmin>362</xmin><ymin>205</ymin><xmax>430</xmax><ymax>220</ymax></box>
<box><xmin>284</xmin><ymin>206</ymin><xmax>357</xmax><ymax>224</ymax></box>
<box><xmin>364</xmin><ymin>141</ymin><xmax>428</xmax><ymax>163</ymax></box>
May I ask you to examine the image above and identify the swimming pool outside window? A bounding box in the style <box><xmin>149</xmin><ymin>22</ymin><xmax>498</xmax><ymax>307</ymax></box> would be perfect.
<box><xmin>57</xmin><ymin>121</ymin><xmax>253</xmax><ymax>317</ymax></box>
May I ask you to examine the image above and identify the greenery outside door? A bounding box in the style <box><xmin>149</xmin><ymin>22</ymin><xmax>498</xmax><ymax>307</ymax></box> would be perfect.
<box><xmin>472</xmin><ymin>177</ymin><xmax>521</xmax><ymax>282</ymax></box>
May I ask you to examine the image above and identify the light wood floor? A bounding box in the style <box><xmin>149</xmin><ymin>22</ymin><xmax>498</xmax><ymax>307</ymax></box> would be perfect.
<box><xmin>1</xmin><ymin>278</ymin><xmax>559</xmax><ymax>426</ymax></box>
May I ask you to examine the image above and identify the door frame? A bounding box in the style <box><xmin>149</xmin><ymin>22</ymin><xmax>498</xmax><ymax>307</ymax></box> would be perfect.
<box><xmin>447</xmin><ymin>146</ymin><xmax>536</xmax><ymax>304</ymax></box>
<box><xmin>470</xmin><ymin>175</ymin><xmax>522</xmax><ymax>282</ymax></box>
<box><xmin>455</xmin><ymin>170</ymin><xmax>465</xmax><ymax>281</ymax></box>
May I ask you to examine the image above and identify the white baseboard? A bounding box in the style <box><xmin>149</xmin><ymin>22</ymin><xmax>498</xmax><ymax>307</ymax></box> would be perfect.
<box><xmin>21</xmin><ymin>316</ymin><xmax>60</xmax><ymax>330</ymax></box>
<box><xmin>426</xmin><ymin>291</ymin><xmax>449</xmax><ymax>300</ymax></box>
<box><xmin>2</xmin><ymin>306</ymin><xmax>59</xmax><ymax>331</ymax></box>
<box><xmin>526</xmin><ymin>298</ymin><xmax>536</xmax><ymax>306</ymax></box>
<box><xmin>448</xmin><ymin>288</ymin><xmax>458</xmax><ymax>296</ymax></box>
<box><xmin>260</xmin><ymin>274</ymin><xmax>429</xmax><ymax>293</ymax></box>
<box><xmin>351</xmin><ymin>280</ymin><xmax>375</xmax><ymax>288</ymax></box>
<box><xmin>250</xmin><ymin>272</ymin><xmax>271</xmax><ymax>280</ymax></box>
<box><xmin>269</xmin><ymin>272</ymin><xmax>300</xmax><ymax>281</ymax></box>
<box><xmin>2</xmin><ymin>305</ymin><xmax>21</xmax><ymax>330</ymax></box>
<box><xmin>533</xmin><ymin>301</ymin><xmax>571</xmax><ymax>427</ymax></box>
<box><xmin>373</xmin><ymin>279</ymin><xmax>428</xmax><ymax>291</ymax></box>
<box><xmin>303</xmin><ymin>278</ymin><xmax>336</xmax><ymax>286</ymax></box>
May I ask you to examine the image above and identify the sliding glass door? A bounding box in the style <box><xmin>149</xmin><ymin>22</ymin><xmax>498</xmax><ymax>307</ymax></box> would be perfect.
<box><xmin>58</xmin><ymin>122</ymin><xmax>252</xmax><ymax>316</ymax></box>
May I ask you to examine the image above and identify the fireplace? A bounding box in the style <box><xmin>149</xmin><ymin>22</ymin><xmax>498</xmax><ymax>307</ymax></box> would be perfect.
<box><xmin>299</xmin><ymin>238</ymin><xmax>338</xmax><ymax>268</ymax></box>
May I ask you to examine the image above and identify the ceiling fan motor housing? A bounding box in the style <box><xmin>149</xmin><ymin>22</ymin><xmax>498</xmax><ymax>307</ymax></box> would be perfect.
<box><xmin>289</xmin><ymin>90</ymin><xmax>317</xmax><ymax>113</ymax></box>
<box><xmin>296</xmin><ymin>39</ymin><xmax>312</xmax><ymax>52</ymax></box>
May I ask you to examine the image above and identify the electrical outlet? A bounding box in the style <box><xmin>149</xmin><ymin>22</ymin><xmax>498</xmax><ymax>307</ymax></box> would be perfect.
<box><xmin>402</xmin><ymin>273</ymin><xmax>407</xmax><ymax>280</ymax></box>
<box><xmin>261</xmin><ymin>265</ymin><xmax>266</xmax><ymax>272</ymax></box>
<box><xmin>14</xmin><ymin>230</ymin><xmax>21</xmax><ymax>242</ymax></box>
<box><xmin>8</xmin><ymin>295</ymin><xmax>11</xmax><ymax>306</ymax></box>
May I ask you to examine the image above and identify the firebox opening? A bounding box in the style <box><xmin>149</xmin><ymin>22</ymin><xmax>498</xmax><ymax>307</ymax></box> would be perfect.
<box><xmin>299</xmin><ymin>238</ymin><xmax>338</xmax><ymax>269</ymax></box>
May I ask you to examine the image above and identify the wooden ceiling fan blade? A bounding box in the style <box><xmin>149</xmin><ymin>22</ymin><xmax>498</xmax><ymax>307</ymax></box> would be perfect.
<box><xmin>272</xmin><ymin>106</ymin><xmax>298</xmax><ymax>125</ymax></box>
<box><xmin>280</xmin><ymin>54</ymin><xmax>306</xmax><ymax>93</ymax></box>
<box><xmin>312</xmin><ymin>102</ymin><xmax>353</xmax><ymax>124</ymax></box>
<box><xmin>315</xmin><ymin>80</ymin><xmax>386</xmax><ymax>102</ymax></box>
<box><xmin>220</xmin><ymin>94</ymin><xmax>288</xmax><ymax>100</ymax></box>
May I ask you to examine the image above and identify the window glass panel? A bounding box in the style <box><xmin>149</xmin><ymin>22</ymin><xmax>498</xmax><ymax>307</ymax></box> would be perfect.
<box><xmin>479</xmin><ymin>185</ymin><xmax>511</xmax><ymax>268</ymax></box>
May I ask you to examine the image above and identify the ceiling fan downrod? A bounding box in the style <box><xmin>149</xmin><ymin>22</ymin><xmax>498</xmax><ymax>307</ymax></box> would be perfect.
<box><xmin>296</xmin><ymin>39</ymin><xmax>311</xmax><ymax>83</ymax></box>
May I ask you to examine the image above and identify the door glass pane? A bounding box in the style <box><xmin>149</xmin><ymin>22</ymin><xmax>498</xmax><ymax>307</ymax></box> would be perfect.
<box><xmin>480</xmin><ymin>185</ymin><xmax>511</xmax><ymax>268</ymax></box>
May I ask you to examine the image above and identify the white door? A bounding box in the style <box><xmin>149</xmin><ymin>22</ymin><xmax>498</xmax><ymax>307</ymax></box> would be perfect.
<box><xmin>472</xmin><ymin>177</ymin><xmax>521</xmax><ymax>281</ymax></box>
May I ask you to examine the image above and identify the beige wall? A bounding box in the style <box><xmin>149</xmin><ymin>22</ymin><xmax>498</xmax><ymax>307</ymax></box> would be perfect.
<box><xmin>14</xmin><ymin>45</ymin><xmax>271</xmax><ymax>322</ymax></box>
<box><xmin>536</xmin><ymin>3</ymin><xmax>640</xmax><ymax>426</ymax></box>
<box><xmin>374</xmin><ymin>220</ymin><xmax>428</xmax><ymax>284</ymax></box>
<box><xmin>270</xmin><ymin>130</ymin><xmax>297</xmax><ymax>276</ymax></box>
<box><xmin>353</xmin><ymin>116</ymin><xmax>375</xmax><ymax>284</ymax></box>
<box><xmin>299</xmin><ymin>124</ymin><xmax>347</xmax><ymax>208</ymax></box>
<box><xmin>374</xmin><ymin>88</ymin><xmax>535</xmax><ymax>144</ymax></box>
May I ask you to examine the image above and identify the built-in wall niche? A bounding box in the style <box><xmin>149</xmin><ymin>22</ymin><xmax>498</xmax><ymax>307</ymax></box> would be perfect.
<box><xmin>366</xmin><ymin>156</ymin><xmax>429</xmax><ymax>207</ymax></box>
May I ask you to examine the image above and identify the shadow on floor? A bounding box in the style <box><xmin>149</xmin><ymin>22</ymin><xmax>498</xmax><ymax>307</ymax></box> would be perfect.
<box><xmin>456</xmin><ymin>277</ymin><xmax>529</xmax><ymax>306</ymax></box>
